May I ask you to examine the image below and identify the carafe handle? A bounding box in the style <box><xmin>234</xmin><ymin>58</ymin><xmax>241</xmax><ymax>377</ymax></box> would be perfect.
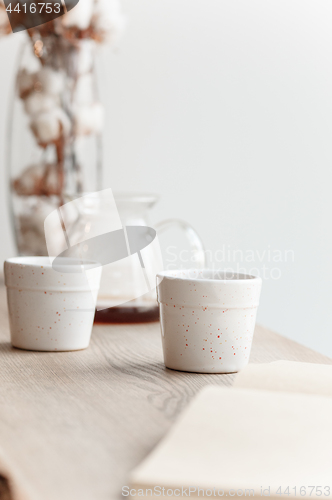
<box><xmin>154</xmin><ymin>219</ymin><xmax>206</xmax><ymax>269</ymax></box>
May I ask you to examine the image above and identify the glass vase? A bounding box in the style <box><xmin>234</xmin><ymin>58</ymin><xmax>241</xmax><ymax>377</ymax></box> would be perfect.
<box><xmin>7</xmin><ymin>32</ymin><xmax>102</xmax><ymax>256</ymax></box>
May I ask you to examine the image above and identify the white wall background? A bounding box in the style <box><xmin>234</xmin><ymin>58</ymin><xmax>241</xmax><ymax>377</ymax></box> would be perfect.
<box><xmin>0</xmin><ymin>0</ymin><xmax>332</xmax><ymax>355</ymax></box>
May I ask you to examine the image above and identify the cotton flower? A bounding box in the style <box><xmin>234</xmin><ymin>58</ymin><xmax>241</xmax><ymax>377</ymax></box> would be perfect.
<box><xmin>18</xmin><ymin>197</ymin><xmax>67</xmax><ymax>256</ymax></box>
<box><xmin>62</xmin><ymin>0</ymin><xmax>95</xmax><ymax>31</ymax></box>
<box><xmin>13</xmin><ymin>163</ymin><xmax>60</xmax><ymax>196</ymax></box>
<box><xmin>77</xmin><ymin>40</ymin><xmax>94</xmax><ymax>74</ymax></box>
<box><xmin>75</xmin><ymin>73</ymin><xmax>95</xmax><ymax>105</ymax></box>
<box><xmin>13</xmin><ymin>164</ymin><xmax>43</xmax><ymax>196</ymax></box>
<box><xmin>17</xmin><ymin>69</ymin><xmax>36</xmax><ymax>99</ymax></box>
<box><xmin>92</xmin><ymin>0</ymin><xmax>125</xmax><ymax>44</ymax></box>
<box><xmin>24</xmin><ymin>92</ymin><xmax>57</xmax><ymax>116</ymax></box>
<box><xmin>18</xmin><ymin>210</ymin><xmax>50</xmax><ymax>255</ymax></box>
<box><xmin>74</xmin><ymin>102</ymin><xmax>104</xmax><ymax>135</ymax></box>
<box><xmin>31</xmin><ymin>107</ymin><xmax>71</xmax><ymax>144</ymax></box>
<box><xmin>36</xmin><ymin>67</ymin><xmax>65</xmax><ymax>96</ymax></box>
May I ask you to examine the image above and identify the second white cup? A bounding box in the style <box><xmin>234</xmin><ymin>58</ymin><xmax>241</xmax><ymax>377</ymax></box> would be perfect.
<box><xmin>157</xmin><ymin>269</ymin><xmax>262</xmax><ymax>373</ymax></box>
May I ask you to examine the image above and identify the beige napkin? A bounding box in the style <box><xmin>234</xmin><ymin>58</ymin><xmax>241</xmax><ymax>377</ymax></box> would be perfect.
<box><xmin>130</xmin><ymin>385</ymin><xmax>332</xmax><ymax>498</ymax></box>
<box><xmin>234</xmin><ymin>360</ymin><xmax>332</xmax><ymax>396</ymax></box>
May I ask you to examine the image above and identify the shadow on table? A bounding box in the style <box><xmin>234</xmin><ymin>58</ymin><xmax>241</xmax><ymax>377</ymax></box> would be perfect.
<box><xmin>0</xmin><ymin>341</ymin><xmax>66</xmax><ymax>356</ymax></box>
<box><xmin>0</xmin><ymin>342</ymin><xmax>17</xmax><ymax>354</ymax></box>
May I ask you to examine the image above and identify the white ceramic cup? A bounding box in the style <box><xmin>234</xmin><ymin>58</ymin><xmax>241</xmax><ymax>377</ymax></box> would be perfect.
<box><xmin>4</xmin><ymin>257</ymin><xmax>102</xmax><ymax>352</ymax></box>
<box><xmin>157</xmin><ymin>269</ymin><xmax>262</xmax><ymax>373</ymax></box>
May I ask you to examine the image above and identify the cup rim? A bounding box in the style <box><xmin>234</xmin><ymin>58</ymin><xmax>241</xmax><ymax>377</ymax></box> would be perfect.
<box><xmin>5</xmin><ymin>256</ymin><xmax>99</xmax><ymax>271</ymax></box>
<box><xmin>157</xmin><ymin>269</ymin><xmax>262</xmax><ymax>284</ymax></box>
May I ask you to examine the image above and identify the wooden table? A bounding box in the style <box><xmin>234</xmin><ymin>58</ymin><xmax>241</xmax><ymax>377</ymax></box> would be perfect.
<box><xmin>0</xmin><ymin>283</ymin><xmax>330</xmax><ymax>500</ymax></box>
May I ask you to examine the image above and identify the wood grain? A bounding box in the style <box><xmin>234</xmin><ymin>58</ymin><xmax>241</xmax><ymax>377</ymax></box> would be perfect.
<box><xmin>0</xmin><ymin>284</ymin><xmax>330</xmax><ymax>500</ymax></box>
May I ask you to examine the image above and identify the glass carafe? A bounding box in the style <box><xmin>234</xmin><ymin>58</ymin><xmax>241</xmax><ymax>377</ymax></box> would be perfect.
<box><xmin>66</xmin><ymin>192</ymin><xmax>205</xmax><ymax>323</ymax></box>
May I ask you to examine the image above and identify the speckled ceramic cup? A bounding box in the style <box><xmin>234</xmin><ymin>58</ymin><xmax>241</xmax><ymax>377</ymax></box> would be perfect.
<box><xmin>4</xmin><ymin>257</ymin><xmax>102</xmax><ymax>352</ymax></box>
<box><xmin>157</xmin><ymin>269</ymin><xmax>262</xmax><ymax>373</ymax></box>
